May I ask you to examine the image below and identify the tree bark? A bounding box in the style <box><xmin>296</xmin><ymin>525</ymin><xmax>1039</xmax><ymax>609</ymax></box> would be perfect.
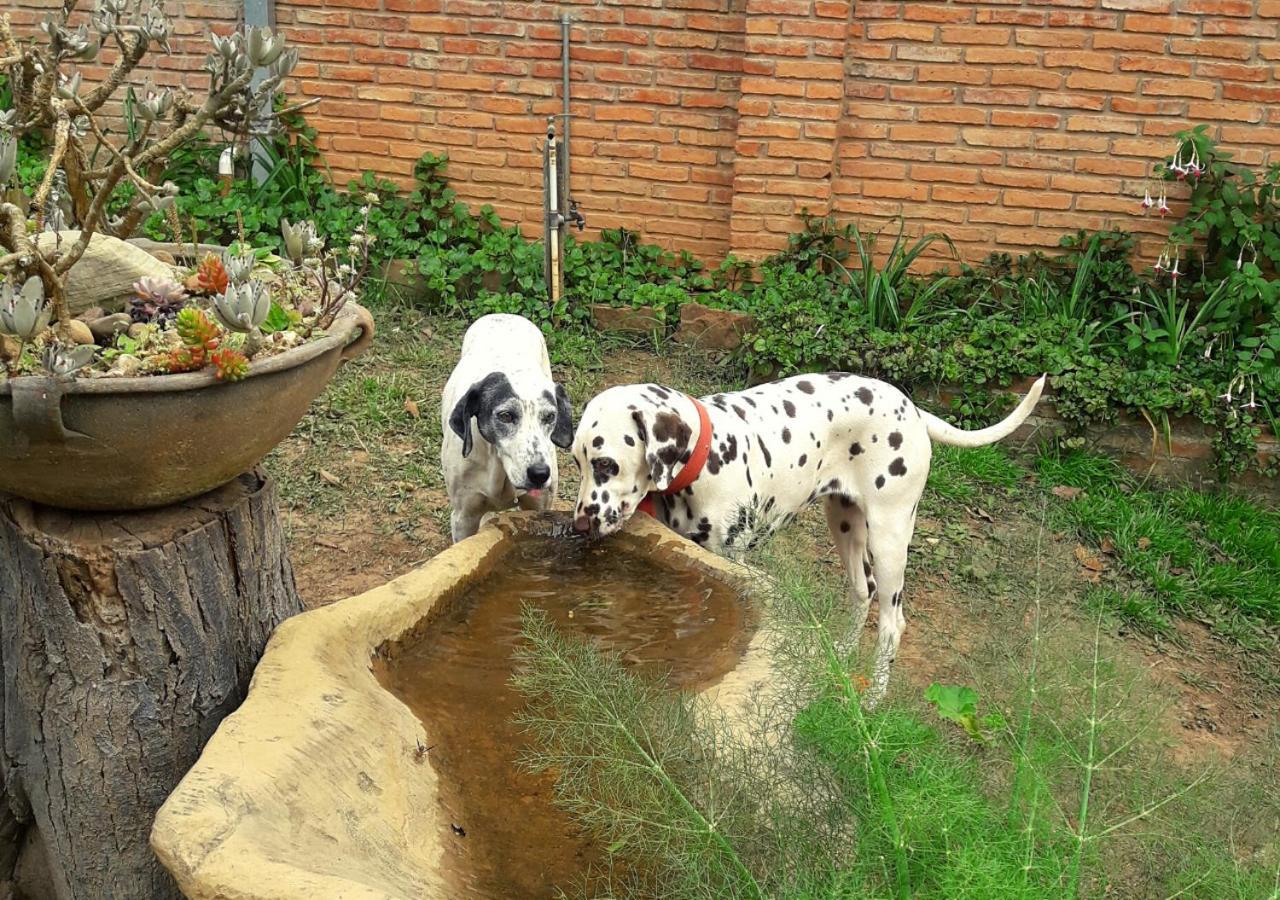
<box><xmin>0</xmin><ymin>470</ymin><xmax>303</xmax><ymax>899</ymax></box>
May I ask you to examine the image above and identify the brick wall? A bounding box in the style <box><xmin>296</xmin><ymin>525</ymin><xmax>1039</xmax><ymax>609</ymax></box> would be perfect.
<box><xmin>9</xmin><ymin>0</ymin><xmax>1280</xmax><ymax>266</ymax></box>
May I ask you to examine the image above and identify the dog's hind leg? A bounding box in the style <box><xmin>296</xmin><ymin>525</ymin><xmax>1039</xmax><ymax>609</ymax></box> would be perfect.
<box><xmin>862</xmin><ymin>511</ymin><xmax>914</xmax><ymax>708</ymax></box>
<box><xmin>823</xmin><ymin>496</ymin><xmax>872</xmax><ymax>636</ymax></box>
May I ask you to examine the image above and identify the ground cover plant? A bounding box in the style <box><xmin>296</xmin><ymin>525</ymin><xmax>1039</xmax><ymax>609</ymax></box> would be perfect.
<box><xmin>80</xmin><ymin>111</ymin><xmax>1279</xmax><ymax>476</ymax></box>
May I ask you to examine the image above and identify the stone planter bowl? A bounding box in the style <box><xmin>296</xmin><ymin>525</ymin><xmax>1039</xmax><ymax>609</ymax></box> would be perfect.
<box><xmin>150</xmin><ymin>511</ymin><xmax>766</xmax><ymax>900</ymax></box>
<box><xmin>0</xmin><ymin>303</ymin><xmax>374</xmax><ymax>511</ymax></box>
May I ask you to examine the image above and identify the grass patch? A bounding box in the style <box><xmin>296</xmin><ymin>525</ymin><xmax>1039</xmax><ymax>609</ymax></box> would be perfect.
<box><xmin>927</xmin><ymin>443</ymin><xmax>1026</xmax><ymax>505</ymax></box>
<box><xmin>1035</xmin><ymin>448</ymin><xmax>1280</xmax><ymax>647</ymax></box>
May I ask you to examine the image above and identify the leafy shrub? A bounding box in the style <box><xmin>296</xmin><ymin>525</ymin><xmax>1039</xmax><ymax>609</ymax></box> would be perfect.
<box><xmin>1161</xmin><ymin>124</ymin><xmax>1280</xmax><ymax>277</ymax></box>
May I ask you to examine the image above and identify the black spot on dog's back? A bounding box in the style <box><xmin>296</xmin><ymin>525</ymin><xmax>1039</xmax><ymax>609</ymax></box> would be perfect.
<box><xmin>875</xmin><ymin>474</ymin><xmax>885</xmax><ymax>489</ymax></box>
<box><xmin>849</xmin><ymin>442</ymin><xmax>864</xmax><ymax>456</ymax></box>
<box><xmin>856</xmin><ymin>387</ymin><xmax>873</xmax><ymax>406</ymax></box>
<box><xmin>798</xmin><ymin>454</ymin><xmax>807</xmax><ymax>467</ymax></box>
<box><xmin>889</xmin><ymin>457</ymin><xmax>907</xmax><ymax>477</ymax></box>
<box><xmin>781</xmin><ymin>427</ymin><xmax>791</xmax><ymax>444</ymax></box>
<box><xmin>782</xmin><ymin>400</ymin><xmax>796</xmax><ymax>418</ymax></box>
<box><xmin>758</xmin><ymin>439</ymin><xmax>772</xmax><ymax>467</ymax></box>
<box><xmin>797</xmin><ymin>380</ymin><xmax>814</xmax><ymax>394</ymax></box>
<box><xmin>888</xmin><ymin>431</ymin><xmax>902</xmax><ymax>450</ymax></box>
<box><xmin>624</xmin><ymin>435</ymin><xmax>635</xmax><ymax>446</ymax></box>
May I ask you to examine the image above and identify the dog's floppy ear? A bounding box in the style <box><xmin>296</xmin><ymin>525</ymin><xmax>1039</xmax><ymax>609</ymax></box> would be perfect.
<box><xmin>551</xmin><ymin>383</ymin><xmax>574</xmax><ymax>449</ymax></box>
<box><xmin>448</xmin><ymin>384</ymin><xmax>482</xmax><ymax>458</ymax></box>
<box><xmin>641</xmin><ymin>408</ymin><xmax>692</xmax><ymax>492</ymax></box>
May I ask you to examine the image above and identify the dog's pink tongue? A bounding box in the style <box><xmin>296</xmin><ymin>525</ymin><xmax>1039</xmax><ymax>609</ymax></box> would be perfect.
<box><xmin>526</xmin><ymin>489</ymin><xmax>543</xmax><ymax>498</ymax></box>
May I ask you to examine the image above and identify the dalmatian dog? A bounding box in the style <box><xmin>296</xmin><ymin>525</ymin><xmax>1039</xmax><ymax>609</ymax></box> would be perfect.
<box><xmin>570</xmin><ymin>373</ymin><xmax>1046</xmax><ymax>703</ymax></box>
<box><xmin>442</xmin><ymin>314</ymin><xmax>574</xmax><ymax>543</ymax></box>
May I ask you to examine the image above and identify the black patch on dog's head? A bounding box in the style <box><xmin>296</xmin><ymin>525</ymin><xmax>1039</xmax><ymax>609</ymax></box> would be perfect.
<box><xmin>449</xmin><ymin>371</ymin><xmax>517</xmax><ymax>457</ymax></box>
<box><xmin>591</xmin><ymin>456</ymin><xmax>620</xmax><ymax>486</ymax></box>
<box><xmin>849</xmin><ymin>442</ymin><xmax>864</xmax><ymax>456</ymax></box>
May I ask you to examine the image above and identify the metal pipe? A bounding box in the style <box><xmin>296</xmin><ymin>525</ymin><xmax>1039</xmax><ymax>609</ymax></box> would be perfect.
<box><xmin>545</xmin><ymin>119</ymin><xmax>562</xmax><ymax>307</ymax></box>
<box><xmin>561</xmin><ymin>13</ymin><xmax>571</xmax><ymax>194</ymax></box>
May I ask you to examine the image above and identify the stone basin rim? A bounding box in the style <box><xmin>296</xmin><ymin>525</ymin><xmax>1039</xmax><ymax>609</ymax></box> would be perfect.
<box><xmin>150</xmin><ymin>510</ymin><xmax>760</xmax><ymax>900</ymax></box>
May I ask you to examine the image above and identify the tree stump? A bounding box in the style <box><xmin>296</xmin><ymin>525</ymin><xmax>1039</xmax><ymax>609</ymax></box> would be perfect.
<box><xmin>0</xmin><ymin>470</ymin><xmax>303</xmax><ymax>900</ymax></box>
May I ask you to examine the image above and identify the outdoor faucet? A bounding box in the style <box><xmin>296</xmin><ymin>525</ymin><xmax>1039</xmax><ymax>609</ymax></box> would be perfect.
<box><xmin>568</xmin><ymin>198</ymin><xmax>585</xmax><ymax>232</ymax></box>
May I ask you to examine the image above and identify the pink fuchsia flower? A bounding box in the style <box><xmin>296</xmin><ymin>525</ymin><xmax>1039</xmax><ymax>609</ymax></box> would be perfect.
<box><xmin>1142</xmin><ymin>189</ymin><xmax>1154</xmax><ymax>213</ymax></box>
<box><xmin>1157</xmin><ymin>194</ymin><xmax>1171</xmax><ymax>216</ymax></box>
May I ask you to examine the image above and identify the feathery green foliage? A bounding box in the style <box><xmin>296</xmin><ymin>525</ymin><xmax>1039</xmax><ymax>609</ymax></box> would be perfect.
<box><xmin>512</xmin><ymin>546</ymin><xmax>1276</xmax><ymax>899</ymax></box>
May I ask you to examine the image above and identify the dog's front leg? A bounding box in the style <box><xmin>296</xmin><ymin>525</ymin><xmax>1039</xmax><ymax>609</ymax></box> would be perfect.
<box><xmin>450</xmin><ymin>493</ymin><xmax>490</xmax><ymax>543</ymax></box>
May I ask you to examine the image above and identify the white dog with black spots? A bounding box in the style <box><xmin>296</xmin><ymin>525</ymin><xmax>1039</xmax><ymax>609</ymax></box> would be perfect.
<box><xmin>441</xmin><ymin>314</ymin><xmax>574</xmax><ymax>543</ymax></box>
<box><xmin>570</xmin><ymin>373</ymin><xmax>1046</xmax><ymax>704</ymax></box>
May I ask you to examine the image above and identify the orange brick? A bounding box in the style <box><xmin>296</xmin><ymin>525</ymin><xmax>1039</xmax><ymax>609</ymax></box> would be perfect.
<box><xmin>867</xmin><ymin>23</ymin><xmax>938</xmax><ymax>41</ymax></box>
<box><xmin>889</xmin><ymin>124</ymin><xmax>961</xmax><ymax>143</ymax></box>
<box><xmin>1123</xmin><ymin>14</ymin><xmax>1196</xmax><ymax>35</ymax></box>
<box><xmin>933</xmin><ymin>185</ymin><xmax>1000</xmax><ymax>204</ymax></box>
<box><xmin>1044</xmin><ymin>51</ymin><xmax>1116</xmax><ymax>71</ymax></box>
<box><xmin>1170</xmin><ymin>38</ymin><xmax>1253</xmax><ymax>60</ymax></box>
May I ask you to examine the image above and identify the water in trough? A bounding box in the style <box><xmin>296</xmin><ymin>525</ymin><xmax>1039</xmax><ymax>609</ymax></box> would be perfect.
<box><xmin>377</xmin><ymin>527</ymin><xmax>751</xmax><ymax>898</ymax></box>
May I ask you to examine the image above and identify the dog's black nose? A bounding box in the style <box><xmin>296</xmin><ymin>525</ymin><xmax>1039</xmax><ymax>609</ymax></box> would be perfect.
<box><xmin>526</xmin><ymin>463</ymin><xmax>551</xmax><ymax>487</ymax></box>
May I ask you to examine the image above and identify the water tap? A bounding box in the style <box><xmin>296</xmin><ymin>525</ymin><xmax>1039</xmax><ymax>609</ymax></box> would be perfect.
<box><xmin>567</xmin><ymin>198</ymin><xmax>585</xmax><ymax>232</ymax></box>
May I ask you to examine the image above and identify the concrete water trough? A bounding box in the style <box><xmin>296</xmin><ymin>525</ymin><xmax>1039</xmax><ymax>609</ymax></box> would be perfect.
<box><xmin>151</xmin><ymin>510</ymin><xmax>765</xmax><ymax>899</ymax></box>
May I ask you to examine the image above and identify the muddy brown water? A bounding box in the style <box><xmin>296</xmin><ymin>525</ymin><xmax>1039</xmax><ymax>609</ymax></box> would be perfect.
<box><xmin>377</xmin><ymin>527</ymin><xmax>752</xmax><ymax>899</ymax></box>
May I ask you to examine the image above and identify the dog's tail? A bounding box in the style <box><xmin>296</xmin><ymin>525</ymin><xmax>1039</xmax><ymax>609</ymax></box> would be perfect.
<box><xmin>920</xmin><ymin>374</ymin><xmax>1048</xmax><ymax>448</ymax></box>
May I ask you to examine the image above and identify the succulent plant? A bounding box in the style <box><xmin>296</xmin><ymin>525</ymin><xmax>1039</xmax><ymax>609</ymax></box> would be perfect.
<box><xmin>0</xmin><ymin>135</ymin><xmax>16</xmax><ymax>186</ymax></box>
<box><xmin>42</xmin><ymin>341</ymin><xmax>96</xmax><ymax>378</ymax></box>
<box><xmin>174</xmin><ymin>307</ymin><xmax>221</xmax><ymax>354</ymax></box>
<box><xmin>280</xmin><ymin>218</ymin><xmax>320</xmax><ymax>264</ymax></box>
<box><xmin>130</xmin><ymin>275</ymin><xmax>188</xmax><ymax>323</ymax></box>
<box><xmin>0</xmin><ymin>277</ymin><xmax>51</xmax><ymax>342</ymax></box>
<box><xmin>246</xmin><ymin>26</ymin><xmax>285</xmax><ymax>67</ymax></box>
<box><xmin>221</xmin><ymin>249</ymin><xmax>256</xmax><ymax>285</ymax></box>
<box><xmin>135</xmin><ymin>84</ymin><xmax>172</xmax><ymax>122</ymax></box>
<box><xmin>210</xmin><ymin>347</ymin><xmax>250</xmax><ymax>382</ymax></box>
<box><xmin>212</xmin><ymin>281</ymin><xmax>271</xmax><ymax>334</ymax></box>
<box><xmin>186</xmin><ymin>253</ymin><xmax>230</xmax><ymax>295</ymax></box>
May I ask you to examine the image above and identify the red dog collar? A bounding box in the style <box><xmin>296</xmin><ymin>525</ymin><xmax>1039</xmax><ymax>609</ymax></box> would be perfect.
<box><xmin>637</xmin><ymin>395</ymin><xmax>712</xmax><ymax>519</ymax></box>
